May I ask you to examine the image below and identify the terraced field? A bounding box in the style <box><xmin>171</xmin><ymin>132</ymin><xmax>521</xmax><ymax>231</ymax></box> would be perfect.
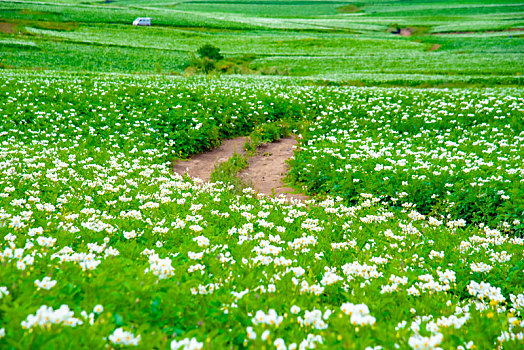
<box><xmin>0</xmin><ymin>0</ymin><xmax>522</xmax><ymax>84</ymax></box>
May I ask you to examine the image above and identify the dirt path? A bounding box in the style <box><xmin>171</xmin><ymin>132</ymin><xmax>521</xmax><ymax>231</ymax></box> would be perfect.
<box><xmin>240</xmin><ymin>137</ymin><xmax>308</xmax><ymax>201</ymax></box>
<box><xmin>173</xmin><ymin>137</ymin><xmax>246</xmax><ymax>182</ymax></box>
<box><xmin>172</xmin><ymin>135</ymin><xmax>308</xmax><ymax>201</ymax></box>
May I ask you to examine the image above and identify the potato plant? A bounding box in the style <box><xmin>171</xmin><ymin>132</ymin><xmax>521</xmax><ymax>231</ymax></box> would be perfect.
<box><xmin>0</xmin><ymin>72</ymin><xmax>522</xmax><ymax>349</ymax></box>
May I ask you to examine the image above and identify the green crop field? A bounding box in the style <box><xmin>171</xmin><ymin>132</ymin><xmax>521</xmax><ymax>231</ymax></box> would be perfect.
<box><xmin>1</xmin><ymin>0</ymin><xmax>523</xmax><ymax>83</ymax></box>
<box><xmin>0</xmin><ymin>1</ymin><xmax>523</xmax><ymax>350</ymax></box>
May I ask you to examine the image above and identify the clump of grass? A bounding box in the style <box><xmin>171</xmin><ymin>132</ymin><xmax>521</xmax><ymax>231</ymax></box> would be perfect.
<box><xmin>244</xmin><ymin>118</ymin><xmax>297</xmax><ymax>156</ymax></box>
<box><xmin>209</xmin><ymin>152</ymin><xmax>250</xmax><ymax>192</ymax></box>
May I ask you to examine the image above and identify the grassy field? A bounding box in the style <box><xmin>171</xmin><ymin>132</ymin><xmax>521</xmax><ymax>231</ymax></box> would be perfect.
<box><xmin>0</xmin><ymin>1</ymin><xmax>523</xmax><ymax>349</ymax></box>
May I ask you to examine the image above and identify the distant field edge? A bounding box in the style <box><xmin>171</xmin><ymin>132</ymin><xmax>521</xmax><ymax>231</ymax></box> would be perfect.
<box><xmin>1</xmin><ymin>68</ymin><xmax>522</xmax><ymax>89</ymax></box>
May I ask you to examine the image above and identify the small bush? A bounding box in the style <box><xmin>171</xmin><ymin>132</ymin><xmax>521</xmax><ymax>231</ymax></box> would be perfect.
<box><xmin>197</xmin><ymin>44</ymin><xmax>223</xmax><ymax>61</ymax></box>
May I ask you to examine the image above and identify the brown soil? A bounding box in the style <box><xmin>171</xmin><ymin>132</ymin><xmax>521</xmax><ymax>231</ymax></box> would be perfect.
<box><xmin>172</xmin><ymin>137</ymin><xmax>246</xmax><ymax>182</ymax></box>
<box><xmin>172</xmin><ymin>136</ymin><xmax>308</xmax><ymax>201</ymax></box>
<box><xmin>0</xmin><ymin>22</ymin><xmax>17</xmax><ymax>34</ymax></box>
<box><xmin>427</xmin><ymin>43</ymin><xmax>441</xmax><ymax>52</ymax></box>
<box><xmin>240</xmin><ymin>137</ymin><xmax>308</xmax><ymax>201</ymax></box>
<box><xmin>399</xmin><ymin>28</ymin><xmax>413</xmax><ymax>37</ymax></box>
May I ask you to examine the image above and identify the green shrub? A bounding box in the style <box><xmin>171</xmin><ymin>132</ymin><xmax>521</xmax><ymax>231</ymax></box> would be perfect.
<box><xmin>196</xmin><ymin>44</ymin><xmax>224</xmax><ymax>61</ymax></box>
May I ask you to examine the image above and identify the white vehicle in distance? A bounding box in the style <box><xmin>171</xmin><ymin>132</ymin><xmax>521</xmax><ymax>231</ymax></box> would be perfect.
<box><xmin>133</xmin><ymin>17</ymin><xmax>151</xmax><ymax>26</ymax></box>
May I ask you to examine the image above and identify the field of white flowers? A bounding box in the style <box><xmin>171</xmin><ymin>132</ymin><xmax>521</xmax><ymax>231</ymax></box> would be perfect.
<box><xmin>288</xmin><ymin>87</ymin><xmax>524</xmax><ymax>230</ymax></box>
<box><xmin>0</xmin><ymin>72</ymin><xmax>523</xmax><ymax>349</ymax></box>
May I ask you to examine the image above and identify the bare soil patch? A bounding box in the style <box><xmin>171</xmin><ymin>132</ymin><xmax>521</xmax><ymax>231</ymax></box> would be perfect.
<box><xmin>240</xmin><ymin>137</ymin><xmax>308</xmax><ymax>201</ymax></box>
<box><xmin>172</xmin><ymin>135</ymin><xmax>307</xmax><ymax>201</ymax></box>
<box><xmin>173</xmin><ymin>137</ymin><xmax>246</xmax><ymax>182</ymax></box>
<box><xmin>427</xmin><ymin>43</ymin><xmax>441</xmax><ymax>52</ymax></box>
<box><xmin>399</xmin><ymin>28</ymin><xmax>413</xmax><ymax>37</ymax></box>
<box><xmin>0</xmin><ymin>22</ymin><xmax>17</xmax><ymax>34</ymax></box>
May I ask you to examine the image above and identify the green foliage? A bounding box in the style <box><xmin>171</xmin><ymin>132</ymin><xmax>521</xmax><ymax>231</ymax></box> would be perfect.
<box><xmin>0</xmin><ymin>0</ymin><xmax>523</xmax><ymax>346</ymax></box>
<box><xmin>0</xmin><ymin>70</ymin><xmax>523</xmax><ymax>350</ymax></box>
<box><xmin>336</xmin><ymin>4</ymin><xmax>364</xmax><ymax>14</ymax></box>
<box><xmin>196</xmin><ymin>44</ymin><xmax>224</xmax><ymax>61</ymax></box>
<box><xmin>188</xmin><ymin>55</ymin><xmax>217</xmax><ymax>75</ymax></box>
<box><xmin>285</xmin><ymin>87</ymin><xmax>524</xmax><ymax>234</ymax></box>
<box><xmin>0</xmin><ymin>0</ymin><xmax>521</xmax><ymax>83</ymax></box>
<box><xmin>209</xmin><ymin>152</ymin><xmax>249</xmax><ymax>191</ymax></box>
<box><xmin>188</xmin><ymin>44</ymin><xmax>225</xmax><ymax>74</ymax></box>
<box><xmin>245</xmin><ymin>119</ymin><xmax>295</xmax><ymax>156</ymax></box>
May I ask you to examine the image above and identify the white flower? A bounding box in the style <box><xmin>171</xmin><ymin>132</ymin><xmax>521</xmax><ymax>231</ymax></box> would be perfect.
<box><xmin>123</xmin><ymin>230</ymin><xmax>137</xmax><ymax>239</ymax></box>
<box><xmin>246</xmin><ymin>326</ymin><xmax>256</xmax><ymax>340</ymax></box>
<box><xmin>109</xmin><ymin>328</ymin><xmax>141</xmax><ymax>346</ymax></box>
<box><xmin>340</xmin><ymin>303</ymin><xmax>376</xmax><ymax>326</ymax></box>
<box><xmin>470</xmin><ymin>262</ymin><xmax>493</xmax><ymax>273</ymax></box>
<box><xmin>193</xmin><ymin>236</ymin><xmax>210</xmax><ymax>247</ymax></box>
<box><xmin>291</xmin><ymin>305</ymin><xmax>301</xmax><ymax>314</ymax></box>
<box><xmin>36</xmin><ymin>236</ymin><xmax>56</xmax><ymax>248</ymax></box>
<box><xmin>93</xmin><ymin>305</ymin><xmax>104</xmax><ymax>314</ymax></box>
<box><xmin>35</xmin><ymin>277</ymin><xmax>57</xmax><ymax>290</ymax></box>
<box><xmin>408</xmin><ymin>333</ymin><xmax>443</xmax><ymax>350</ymax></box>
<box><xmin>171</xmin><ymin>337</ymin><xmax>203</xmax><ymax>350</ymax></box>
<box><xmin>274</xmin><ymin>338</ymin><xmax>286</xmax><ymax>350</ymax></box>
<box><xmin>252</xmin><ymin>309</ymin><xmax>283</xmax><ymax>326</ymax></box>
<box><xmin>21</xmin><ymin>305</ymin><xmax>83</xmax><ymax>329</ymax></box>
<box><xmin>28</xmin><ymin>227</ymin><xmax>44</xmax><ymax>237</ymax></box>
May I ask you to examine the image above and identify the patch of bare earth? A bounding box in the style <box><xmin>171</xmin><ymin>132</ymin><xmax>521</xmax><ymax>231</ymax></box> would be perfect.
<box><xmin>240</xmin><ymin>137</ymin><xmax>308</xmax><ymax>201</ymax></box>
<box><xmin>172</xmin><ymin>137</ymin><xmax>246</xmax><ymax>182</ymax></box>
<box><xmin>172</xmin><ymin>136</ymin><xmax>308</xmax><ymax>201</ymax></box>
<box><xmin>399</xmin><ymin>28</ymin><xmax>413</xmax><ymax>37</ymax></box>
<box><xmin>427</xmin><ymin>44</ymin><xmax>441</xmax><ymax>52</ymax></box>
<box><xmin>0</xmin><ymin>22</ymin><xmax>17</xmax><ymax>34</ymax></box>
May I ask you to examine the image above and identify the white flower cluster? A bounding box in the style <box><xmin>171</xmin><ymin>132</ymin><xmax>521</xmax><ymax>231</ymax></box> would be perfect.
<box><xmin>470</xmin><ymin>262</ymin><xmax>493</xmax><ymax>273</ymax></box>
<box><xmin>193</xmin><ymin>235</ymin><xmax>210</xmax><ymax>247</ymax></box>
<box><xmin>109</xmin><ymin>327</ymin><xmax>141</xmax><ymax>346</ymax></box>
<box><xmin>252</xmin><ymin>309</ymin><xmax>284</xmax><ymax>326</ymax></box>
<box><xmin>51</xmin><ymin>247</ymin><xmax>102</xmax><ymax>271</ymax></box>
<box><xmin>320</xmin><ymin>270</ymin><xmax>343</xmax><ymax>286</ymax></box>
<box><xmin>120</xmin><ymin>210</ymin><xmax>142</xmax><ymax>220</ymax></box>
<box><xmin>21</xmin><ymin>305</ymin><xmax>83</xmax><ymax>329</ymax></box>
<box><xmin>34</xmin><ymin>276</ymin><xmax>57</xmax><ymax>290</ymax></box>
<box><xmin>408</xmin><ymin>333</ymin><xmax>443</xmax><ymax>350</ymax></box>
<box><xmin>145</xmin><ymin>253</ymin><xmax>175</xmax><ymax>280</ymax></box>
<box><xmin>340</xmin><ymin>303</ymin><xmax>376</xmax><ymax>326</ymax></box>
<box><xmin>297</xmin><ymin>280</ymin><xmax>325</xmax><ymax>296</ymax></box>
<box><xmin>36</xmin><ymin>236</ymin><xmax>56</xmax><ymax>248</ymax></box>
<box><xmin>510</xmin><ymin>292</ymin><xmax>524</xmax><ymax>315</ymax></box>
<box><xmin>467</xmin><ymin>280</ymin><xmax>505</xmax><ymax>303</ymax></box>
<box><xmin>190</xmin><ymin>282</ymin><xmax>221</xmax><ymax>295</ymax></box>
<box><xmin>0</xmin><ymin>286</ymin><xmax>9</xmax><ymax>298</ymax></box>
<box><xmin>171</xmin><ymin>337</ymin><xmax>203</xmax><ymax>350</ymax></box>
<box><xmin>288</xmin><ymin>235</ymin><xmax>317</xmax><ymax>250</ymax></box>
<box><xmin>297</xmin><ymin>309</ymin><xmax>331</xmax><ymax>330</ymax></box>
<box><xmin>342</xmin><ymin>261</ymin><xmax>382</xmax><ymax>280</ymax></box>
